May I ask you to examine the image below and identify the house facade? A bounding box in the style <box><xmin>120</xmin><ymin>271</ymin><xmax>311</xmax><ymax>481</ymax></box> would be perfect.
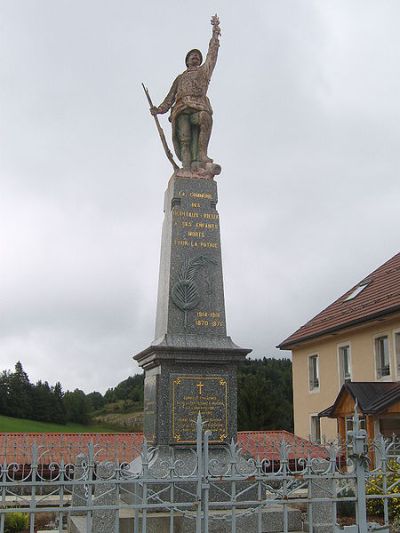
<box><xmin>279</xmin><ymin>252</ymin><xmax>400</xmax><ymax>441</ymax></box>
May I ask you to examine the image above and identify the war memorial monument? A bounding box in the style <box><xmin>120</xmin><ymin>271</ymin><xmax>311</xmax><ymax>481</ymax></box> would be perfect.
<box><xmin>135</xmin><ymin>15</ymin><xmax>251</xmax><ymax>447</ymax></box>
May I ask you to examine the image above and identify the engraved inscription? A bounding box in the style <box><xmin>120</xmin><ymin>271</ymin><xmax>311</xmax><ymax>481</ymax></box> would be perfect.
<box><xmin>173</xmin><ymin>239</ymin><xmax>218</xmax><ymax>249</ymax></box>
<box><xmin>195</xmin><ymin>310</ymin><xmax>224</xmax><ymax>328</ymax></box>
<box><xmin>170</xmin><ymin>181</ymin><xmax>226</xmax><ymax>334</ymax></box>
<box><xmin>171</xmin><ymin>374</ymin><xmax>228</xmax><ymax>444</ymax></box>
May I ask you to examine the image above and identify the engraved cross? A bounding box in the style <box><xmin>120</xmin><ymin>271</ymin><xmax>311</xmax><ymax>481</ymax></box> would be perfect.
<box><xmin>196</xmin><ymin>381</ymin><xmax>204</xmax><ymax>395</ymax></box>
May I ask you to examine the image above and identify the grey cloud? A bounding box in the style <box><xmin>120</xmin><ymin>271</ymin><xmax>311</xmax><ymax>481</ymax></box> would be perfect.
<box><xmin>1</xmin><ymin>0</ymin><xmax>399</xmax><ymax>392</ymax></box>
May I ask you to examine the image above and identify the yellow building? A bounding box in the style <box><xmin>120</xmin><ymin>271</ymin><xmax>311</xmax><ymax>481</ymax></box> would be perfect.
<box><xmin>279</xmin><ymin>252</ymin><xmax>400</xmax><ymax>441</ymax></box>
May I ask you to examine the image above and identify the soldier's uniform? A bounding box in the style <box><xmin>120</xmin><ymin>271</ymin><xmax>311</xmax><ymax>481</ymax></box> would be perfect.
<box><xmin>157</xmin><ymin>32</ymin><xmax>219</xmax><ymax>169</ymax></box>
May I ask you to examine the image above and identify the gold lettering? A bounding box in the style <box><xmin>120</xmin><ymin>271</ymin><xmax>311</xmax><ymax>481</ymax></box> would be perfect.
<box><xmin>174</xmin><ymin>210</ymin><xmax>199</xmax><ymax>218</ymax></box>
<box><xmin>190</xmin><ymin>192</ymin><xmax>212</xmax><ymax>199</ymax></box>
<box><xmin>195</xmin><ymin>222</ymin><xmax>218</xmax><ymax>230</ymax></box>
<box><xmin>187</xmin><ymin>231</ymin><xmax>205</xmax><ymax>238</ymax></box>
<box><xmin>199</xmin><ymin>242</ymin><xmax>217</xmax><ymax>249</ymax></box>
<box><xmin>203</xmin><ymin>213</ymin><xmax>219</xmax><ymax>220</ymax></box>
<box><xmin>191</xmin><ymin>202</ymin><xmax>201</xmax><ymax>208</ymax></box>
<box><xmin>174</xmin><ymin>239</ymin><xmax>190</xmax><ymax>247</ymax></box>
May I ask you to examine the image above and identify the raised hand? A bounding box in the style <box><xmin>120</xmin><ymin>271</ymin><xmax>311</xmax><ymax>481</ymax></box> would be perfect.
<box><xmin>211</xmin><ymin>14</ymin><xmax>221</xmax><ymax>36</ymax></box>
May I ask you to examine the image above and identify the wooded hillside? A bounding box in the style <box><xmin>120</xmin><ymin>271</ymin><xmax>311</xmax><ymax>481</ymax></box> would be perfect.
<box><xmin>0</xmin><ymin>358</ymin><xmax>293</xmax><ymax>431</ymax></box>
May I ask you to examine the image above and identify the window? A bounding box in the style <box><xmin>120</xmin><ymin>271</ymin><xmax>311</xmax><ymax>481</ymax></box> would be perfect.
<box><xmin>309</xmin><ymin>355</ymin><xmax>319</xmax><ymax>391</ymax></box>
<box><xmin>310</xmin><ymin>415</ymin><xmax>321</xmax><ymax>443</ymax></box>
<box><xmin>338</xmin><ymin>344</ymin><xmax>351</xmax><ymax>386</ymax></box>
<box><xmin>395</xmin><ymin>332</ymin><xmax>400</xmax><ymax>376</ymax></box>
<box><xmin>375</xmin><ymin>335</ymin><xmax>390</xmax><ymax>379</ymax></box>
<box><xmin>344</xmin><ymin>282</ymin><xmax>369</xmax><ymax>301</ymax></box>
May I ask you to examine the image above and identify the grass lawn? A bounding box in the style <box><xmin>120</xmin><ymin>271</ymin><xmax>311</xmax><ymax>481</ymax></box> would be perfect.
<box><xmin>0</xmin><ymin>414</ymin><xmax>117</xmax><ymax>433</ymax></box>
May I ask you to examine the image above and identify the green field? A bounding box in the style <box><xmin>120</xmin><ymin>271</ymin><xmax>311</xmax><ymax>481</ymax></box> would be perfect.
<box><xmin>0</xmin><ymin>414</ymin><xmax>117</xmax><ymax>433</ymax></box>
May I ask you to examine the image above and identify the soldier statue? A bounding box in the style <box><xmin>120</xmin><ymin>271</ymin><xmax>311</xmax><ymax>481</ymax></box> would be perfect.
<box><xmin>150</xmin><ymin>15</ymin><xmax>221</xmax><ymax>176</ymax></box>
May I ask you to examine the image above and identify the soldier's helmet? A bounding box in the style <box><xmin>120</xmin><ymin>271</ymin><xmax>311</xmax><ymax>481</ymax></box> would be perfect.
<box><xmin>185</xmin><ymin>49</ymin><xmax>203</xmax><ymax>67</ymax></box>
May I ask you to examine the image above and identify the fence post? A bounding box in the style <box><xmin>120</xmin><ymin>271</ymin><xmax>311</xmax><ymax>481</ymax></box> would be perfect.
<box><xmin>348</xmin><ymin>406</ymin><xmax>368</xmax><ymax>532</ymax></box>
<box><xmin>203</xmin><ymin>429</ymin><xmax>211</xmax><ymax>533</ymax></box>
<box><xmin>196</xmin><ymin>413</ymin><xmax>203</xmax><ymax>533</ymax></box>
<box><xmin>30</xmin><ymin>443</ymin><xmax>38</xmax><ymax>533</ymax></box>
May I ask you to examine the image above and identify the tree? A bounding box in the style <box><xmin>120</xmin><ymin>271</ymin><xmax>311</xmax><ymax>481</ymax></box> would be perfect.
<box><xmin>64</xmin><ymin>389</ymin><xmax>90</xmax><ymax>424</ymax></box>
<box><xmin>237</xmin><ymin>358</ymin><xmax>293</xmax><ymax>432</ymax></box>
<box><xmin>104</xmin><ymin>375</ymin><xmax>144</xmax><ymax>406</ymax></box>
<box><xmin>8</xmin><ymin>362</ymin><xmax>33</xmax><ymax>419</ymax></box>
<box><xmin>0</xmin><ymin>370</ymin><xmax>11</xmax><ymax>415</ymax></box>
<box><xmin>51</xmin><ymin>382</ymin><xmax>66</xmax><ymax>424</ymax></box>
<box><xmin>87</xmin><ymin>391</ymin><xmax>105</xmax><ymax>411</ymax></box>
<box><xmin>32</xmin><ymin>380</ymin><xmax>53</xmax><ymax>422</ymax></box>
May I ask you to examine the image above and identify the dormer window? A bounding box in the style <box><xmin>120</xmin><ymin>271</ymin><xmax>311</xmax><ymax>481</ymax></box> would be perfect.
<box><xmin>344</xmin><ymin>282</ymin><xmax>369</xmax><ymax>301</ymax></box>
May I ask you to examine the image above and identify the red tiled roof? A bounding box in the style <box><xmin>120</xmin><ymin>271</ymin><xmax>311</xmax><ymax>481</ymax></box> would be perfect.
<box><xmin>279</xmin><ymin>252</ymin><xmax>400</xmax><ymax>349</ymax></box>
<box><xmin>237</xmin><ymin>430</ymin><xmax>327</xmax><ymax>460</ymax></box>
<box><xmin>0</xmin><ymin>433</ymin><xmax>144</xmax><ymax>465</ymax></box>
<box><xmin>0</xmin><ymin>431</ymin><xmax>327</xmax><ymax>464</ymax></box>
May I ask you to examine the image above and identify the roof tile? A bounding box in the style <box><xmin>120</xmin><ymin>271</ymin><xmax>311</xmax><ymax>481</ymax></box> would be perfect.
<box><xmin>279</xmin><ymin>252</ymin><xmax>400</xmax><ymax>349</ymax></box>
<box><xmin>0</xmin><ymin>431</ymin><xmax>327</xmax><ymax>464</ymax></box>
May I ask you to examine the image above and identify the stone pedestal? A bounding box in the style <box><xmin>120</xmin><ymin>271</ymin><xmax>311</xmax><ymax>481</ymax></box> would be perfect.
<box><xmin>303</xmin><ymin>473</ymin><xmax>334</xmax><ymax>533</ymax></box>
<box><xmin>92</xmin><ymin>461</ymin><xmax>118</xmax><ymax>533</ymax></box>
<box><xmin>135</xmin><ymin>174</ymin><xmax>250</xmax><ymax>446</ymax></box>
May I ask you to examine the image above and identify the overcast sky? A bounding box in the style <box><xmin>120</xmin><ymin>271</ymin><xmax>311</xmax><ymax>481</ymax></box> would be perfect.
<box><xmin>1</xmin><ymin>1</ymin><xmax>399</xmax><ymax>394</ymax></box>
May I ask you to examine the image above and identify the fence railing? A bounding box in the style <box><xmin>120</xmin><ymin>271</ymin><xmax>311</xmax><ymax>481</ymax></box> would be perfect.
<box><xmin>0</xmin><ymin>409</ymin><xmax>398</xmax><ymax>532</ymax></box>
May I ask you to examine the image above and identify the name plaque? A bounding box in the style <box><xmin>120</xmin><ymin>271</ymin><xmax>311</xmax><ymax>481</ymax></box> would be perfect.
<box><xmin>171</xmin><ymin>374</ymin><xmax>228</xmax><ymax>444</ymax></box>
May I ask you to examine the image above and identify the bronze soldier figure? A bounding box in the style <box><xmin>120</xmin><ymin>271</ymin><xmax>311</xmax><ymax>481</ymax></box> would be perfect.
<box><xmin>150</xmin><ymin>15</ymin><xmax>221</xmax><ymax>172</ymax></box>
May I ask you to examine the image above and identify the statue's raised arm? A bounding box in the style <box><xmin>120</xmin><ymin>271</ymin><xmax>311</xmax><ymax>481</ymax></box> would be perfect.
<box><xmin>148</xmin><ymin>15</ymin><xmax>222</xmax><ymax>178</ymax></box>
<box><xmin>203</xmin><ymin>15</ymin><xmax>221</xmax><ymax>80</ymax></box>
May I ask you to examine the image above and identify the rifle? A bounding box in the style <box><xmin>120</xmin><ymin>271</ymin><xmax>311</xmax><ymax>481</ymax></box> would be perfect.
<box><xmin>142</xmin><ymin>83</ymin><xmax>179</xmax><ymax>171</ymax></box>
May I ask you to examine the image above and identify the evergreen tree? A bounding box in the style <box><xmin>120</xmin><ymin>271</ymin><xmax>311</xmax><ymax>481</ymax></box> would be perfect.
<box><xmin>52</xmin><ymin>382</ymin><xmax>66</xmax><ymax>424</ymax></box>
<box><xmin>32</xmin><ymin>380</ymin><xmax>53</xmax><ymax>421</ymax></box>
<box><xmin>86</xmin><ymin>391</ymin><xmax>105</xmax><ymax>411</ymax></box>
<box><xmin>237</xmin><ymin>358</ymin><xmax>293</xmax><ymax>431</ymax></box>
<box><xmin>0</xmin><ymin>370</ymin><xmax>11</xmax><ymax>415</ymax></box>
<box><xmin>8</xmin><ymin>361</ymin><xmax>33</xmax><ymax>419</ymax></box>
<box><xmin>64</xmin><ymin>389</ymin><xmax>90</xmax><ymax>424</ymax></box>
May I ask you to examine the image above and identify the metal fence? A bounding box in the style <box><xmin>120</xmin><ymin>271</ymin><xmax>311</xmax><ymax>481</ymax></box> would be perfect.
<box><xmin>0</xmin><ymin>409</ymin><xmax>399</xmax><ymax>532</ymax></box>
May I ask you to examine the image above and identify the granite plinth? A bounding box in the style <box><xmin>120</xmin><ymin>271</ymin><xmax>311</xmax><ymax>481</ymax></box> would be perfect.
<box><xmin>69</xmin><ymin>453</ymin><xmax>88</xmax><ymax>513</ymax></box>
<box><xmin>92</xmin><ymin>461</ymin><xmax>118</xmax><ymax>533</ymax></box>
<box><xmin>138</xmin><ymin>354</ymin><xmax>245</xmax><ymax>445</ymax></box>
<box><xmin>121</xmin><ymin>446</ymin><xmax>302</xmax><ymax>532</ymax></box>
<box><xmin>154</xmin><ymin>177</ymin><xmax>227</xmax><ymax>341</ymax></box>
<box><xmin>135</xmin><ymin>175</ymin><xmax>251</xmax><ymax>446</ymax></box>
<box><xmin>303</xmin><ymin>467</ymin><xmax>334</xmax><ymax>533</ymax></box>
<box><xmin>118</xmin><ymin>508</ymin><xmax>302</xmax><ymax>533</ymax></box>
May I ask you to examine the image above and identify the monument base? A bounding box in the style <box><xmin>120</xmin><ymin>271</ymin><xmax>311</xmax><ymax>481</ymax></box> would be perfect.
<box><xmin>135</xmin><ymin>174</ymin><xmax>251</xmax><ymax>445</ymax></box>
<box><xmin>135</xmin><ymin>337</ymin><xmax>249</xmax><ymax>446</ymax></box>
<box><xmin>69</xmin><ymin>506</ymin><xmax>302</xmax><ymax>533</ymax></box>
